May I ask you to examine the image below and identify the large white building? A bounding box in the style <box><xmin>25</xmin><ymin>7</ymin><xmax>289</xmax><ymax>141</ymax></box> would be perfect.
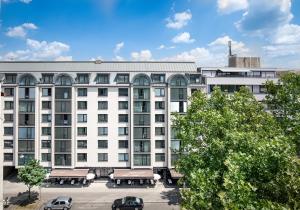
<box><xmin>0</xmin><ymin>60</ymin><xmax>292</xmax><ymax>177</ymax></box>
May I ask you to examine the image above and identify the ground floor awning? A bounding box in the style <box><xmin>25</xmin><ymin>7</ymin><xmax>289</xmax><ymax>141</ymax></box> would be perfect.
<box><xmin>49</xmin><ymin>169</ymin><xmax>89</xmax><ymax>179</ymax></box>
<box><xmin>114</xmin><ymin>169</ymin><xmax>154</xmax><ymax>180</ymax></box>
<box><xmin>170</xmin><ymin>169</ymin><xmax>184</xmax><ymax>179</ymax></box>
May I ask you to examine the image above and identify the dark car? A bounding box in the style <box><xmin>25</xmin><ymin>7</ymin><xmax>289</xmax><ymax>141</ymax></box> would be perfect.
<box><xmin>112</xmin><ymin>196</ymin><xmax>144</xmax><ymax>210</ymax></box>
<box><xmin>44</xmin><ymin>196</ymin><xmax>72</xmax><ymax>210</ymax></box>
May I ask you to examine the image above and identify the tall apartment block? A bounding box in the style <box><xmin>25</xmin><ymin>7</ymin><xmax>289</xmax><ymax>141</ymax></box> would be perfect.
<box><xmin>0</xmin><ymin>61</ymin><xmax>292</xmax><ymax>176</ymax></box>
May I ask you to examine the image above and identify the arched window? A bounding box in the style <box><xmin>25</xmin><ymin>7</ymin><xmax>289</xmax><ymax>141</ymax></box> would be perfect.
<box><xmin>55</xmin><ymin>75</ymin><xmax>73</xmax><ymax>86</ymax></box>
<box><xmin>133</xmin><ymin>74</ymin><xmax>150</xmax><ymax>86</ymax></box>
<box><xmin>19</xmin><ymin>74</ymin><xmax>36</xmax><ymax>86</ymax></box>
<box><xmin>170</xmin><ymin>75</ymin><xmax>187</xmax><ymax>86</ymax></box>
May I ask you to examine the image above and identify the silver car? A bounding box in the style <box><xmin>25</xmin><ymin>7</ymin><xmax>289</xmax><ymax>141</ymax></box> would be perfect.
<box><xmin>44</xmin><ymin>196</ymin><xmax>72</xmax><ymax>210</ymax></box>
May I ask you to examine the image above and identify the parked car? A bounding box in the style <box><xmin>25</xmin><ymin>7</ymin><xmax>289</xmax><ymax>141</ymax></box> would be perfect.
<box><xmin>112</xmin><ymin>196</ymin><xmax>144</xmax><ymax>210</ymax></box>
<box><xmin>44</xmin><ymin>196</ymin><xmax>72</xmax><ymax>210</ymax></box>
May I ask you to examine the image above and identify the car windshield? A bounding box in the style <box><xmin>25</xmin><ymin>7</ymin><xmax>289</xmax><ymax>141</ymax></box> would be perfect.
<box><xmin>51</xmin><ymin>199</ymin><xmax>57</xmax><ymax>204</ymax></box>
<box><xmin>135</xmin><ymin>198</ymin><xmax>141</xmax><ymax>203</ymax></box>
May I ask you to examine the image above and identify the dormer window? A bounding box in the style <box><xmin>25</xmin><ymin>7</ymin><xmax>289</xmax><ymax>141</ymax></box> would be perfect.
<box><xmin>95</xmin><ymin>74</ymin><xmax>110</xmax><ymax>84</ymax></box>
<box><xmin>115</xmin><ymin>74</ymin><xmax>129</xmax><ymax>84</ymax></box>
<box><xmin>77</xmin><ymin>74</ymin><xmax>89</xmax><ymax>84</ymax></box>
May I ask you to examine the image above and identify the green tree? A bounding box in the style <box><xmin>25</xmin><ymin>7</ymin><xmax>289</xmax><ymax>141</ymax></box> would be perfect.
<box><xmin>17</xmin><ymin>159</ymin><xmax>46</xmax><ymax>200</ymax></box>
<box><xmin>265</xmin><ymin>72</ymin><xmax>300</xmax><ymax>155</ymax></box>
<box><xmin>173</xmin><ymin>88</ymin><xmax>300</xmax><ymax>210</ymax></box>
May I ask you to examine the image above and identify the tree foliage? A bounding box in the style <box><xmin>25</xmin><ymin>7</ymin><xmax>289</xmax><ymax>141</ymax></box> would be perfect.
<box><xmin>265</xmin><ymin>72</ymin><xmax>300</xmax><ymax>155</ymax></box>
<box><xmin>173</xmin><ymin>87</ymin><xmax>300</xmax><ymax>209</ymax></box>
<box><xmin>18</xmin><ymin>159</ymin><xmax>46</xmax><ymax>199</ymax></box>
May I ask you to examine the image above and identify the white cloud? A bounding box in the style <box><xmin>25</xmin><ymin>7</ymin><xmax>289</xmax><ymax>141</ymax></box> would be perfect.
<box><xmin>114</xmin><ymin>42</ymin><xmax>124</xmax><ymax>54</ymax></box>
<box><xmin>172</xmin><ymin>32</ymin><xmax>195</xmax><ymax>44</ymax></box>
<box><xmin>164</xmin><ymin>47</ymin><xmax>211</xmax><ymax>62</ymax></box>
<box><xmin>89</xmin><ymin>56</ymin><xmax>103</xmax><ymax>61</ymax></box>
<box><xmin>218</xmin><ymin>0</ymin><xmax>248</xmax><ymax>14</ymax></box>
<box><xmin>208</xmin><ymin>35</ymin><xmax>249</xmax><ymax>54</ymax></box>
<box><xmin>157</xmin><ymin>45</ymin><xmax>165</xmax><ymax>50</ymax></box>
<box><xmin>131</xmin><ymin>50</ymin><xmax>152</xmax><ymax>61</ymax></box>
<box><xmin>19</xmin><ymin>0</ymin><xmax>32</xmax><ymax>3</ymax></box>
<box><xmin>166</xmin><ymin>10</ymin><xmax>192</xmax><ymax>29</ymax></box>
<box><xmin>157</xmin><ymin>44</ymin><xmax>176</xmax><ymax>50</ymax></box>
<box><xmin>2</xmin><ymin>39</ymin><xmax>70</xmax><ymax>61</ymax></box>
<box><xmin>55</xmin><ymin>56</ymin><xmax>73</xmax><ymax>61</ymax></box>
<box><xmin>6</xmin><ymin>23</ymin><xmax>37</xmax><ymax>38</ymax></box>
<box><xmin>271</xmin><ymin>24</ymin><xmax>300</xmax><ymax>45</ymax></box>
<box><xmin>115</xmin><ymin>55</ymin><xmax>124</xmax><ymax>61</ymax></box>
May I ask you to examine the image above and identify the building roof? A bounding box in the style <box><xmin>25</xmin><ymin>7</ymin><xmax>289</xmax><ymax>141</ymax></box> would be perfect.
<box><xmin>199</xmin><ymin>67</ymin><xmax>298</xmax><ymax>72</ymax></box>
<box><xmin>114</xmin><ymin>169</ymin><xmax>154</xmax><ymax>179</ymax></box>
<box><xmin>0</xmin><ymin>61</ymin><xmax>197</xmax><ymax>73</ymax></box>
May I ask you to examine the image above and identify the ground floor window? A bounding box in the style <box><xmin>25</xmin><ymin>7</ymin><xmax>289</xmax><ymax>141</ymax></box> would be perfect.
<box><xmin>133</xmin><ymin>154</ymin><xmax>150</xmax><ymax>166</ymax></box>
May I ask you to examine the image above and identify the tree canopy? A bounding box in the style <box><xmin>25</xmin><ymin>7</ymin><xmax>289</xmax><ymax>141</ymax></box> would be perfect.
<box><xmin>173</xmin><ymin>87</ymin><xmax>300</xmax><ymax>209</ymax></box>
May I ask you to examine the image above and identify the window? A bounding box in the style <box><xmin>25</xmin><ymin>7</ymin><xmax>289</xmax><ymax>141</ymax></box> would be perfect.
<box><xmin>95</xmin><ymin>74</ymin><xmax>109</xmax><ymax>84</ymax></box>
<box><xmin>4</xmin><ymin>127</ymin><xmax>13</xmax><ymax>136</ymax></box>
<box><xmin>55</xmin><ymin>88</ymin><xmax>71</xmax><ymax>99</ymax></box>
<box><xmin>134</xmin><ymin>128</ymin><xmax>150</xmax><ymax>139</ymax></box>
<box><xmin>98</xmin><ymin>153</ymin><xmax>108</xmax><ymax>161</ymax></box>
<box><xmin>77</xmin><ymin>101</ymin><xmax>87</xmax><ymax>109</ymax></box>
<box><xmin>4</xmin><ymin>153</ymin><xmax>13</xmax><ymax>162</ymax></box>
<box><xmin>42</xmin><ymin>114</ymin><xmax>52</xmax><ymax>123</ymax></box>
<box><xmin>55</xmin><ymin>127</ymin><xmax>71</xmax><ymax>139</ymax></box>
<box><xmin>55</xmin><ymin>140</ymin><xmax>71</xmax><ymax>152</ymax></box>
<box><xmin>119</xmin><ymin>101</ymin><xmax>128</xmax><ymax>110</ymax></box>
<box><xmin>42</xmin><ymin>127</ymin><xmax>51</xmax><ymax>136</ymax></box>
<box><xmin>155</xmin><ymin>88</ymin><xmax>165</xmax><ymax>97</ymax></box>
<box><xmin>155</xmin><ymin>140</ymin><xmax>165</xmax><ymax>148</ymax></box>
<box><xmin>171</xmin><ymin>101</ymin><xmax>187</xmax><ymax>113</ymax></box>
<box><xmin>134</xmin><ymin>140</ymin><xmax>150</xmax><ymax>152</ymax></box>
<box><xmin>151</xmin><ymin>74</ymin><xmax>165</xmax><ymax>83</ymax></box>
<box><xmin>77</xmin><ymin>88</ymin><xmax>87</xmax><ymax>97</ymax></box>
<box><xmin>42</xmin><ymin>101</ymin><xmax>51</xmax><ymax>110</ymax></box>
<box><xmin>119</xmin><ymin>140</ymin><xmax>128</xmax><ymax>149</ymax></box>
<box><xmin>19</xmin><ymin>127</ymin><xmax>35</xmax><ymax>139</ymax></box>
<box><xmin>259</xmin><ymin>85</ymin><xmax>267</xmax><ymax>94</ymax></box>
<box><xmin>77</xmin><ymin>74</ymin><xmax>89</xmax><ymax>84</ymax></box>
<box><xmin>134</xmin><ymin>114</ymin><xmax>150</xmax><ymax>126</ymax></box>
<box><xmin>20</xmin><ymin>101</ymin><xmax>35</xmax><ymax>112</ymax></box>
<box><xmin>98</xmin><ymin>88</ymin><xmax>108</xmax><ymax>96</ymax></box>
<box><xmin>42</xmin><ymin>153</ymin><xmax>51</xmax><ymax>162</ymax></box>
<box><xmin>98</xmin><ymin>140</ymin><xmax>108</xmax><ymax>148</ymax></box>
<box><xmin>4</xmin><ymin>88</ymin><xmax>14</xmax><ymax>97</ymax></box>
<box><xmin>171</xmin><ymin>88</ymin><xmax>187</xmax><ymax>100</ymax></box>
<box><xmin>118</xmin><ymin>153</ymin><xmax>129</xmax><ymax>162</ymax></box>
<box><xmin>4</xmin><ymin>114</ymin><xmax>13</xmax><ymax>123</ymax></box>
<box><xmin>4</xmin><ymin>74</ymin><xmax>17</xmax><ymax>84</ymax></box>
<box><xmin>55</xmin><ymin>101</ymin><xmax>71</xmax><ymax>112</ymax></box>
<box><xmin>133</xmin><ymin>75</ymin><xmax>150</xmax><ymax>86</ymax></box>
<box><xmin>78</xmin><ymin>114</ymin><xmax>87</xmax><ymax>123</ymax></box>
<box><xmin>55</xmin><ymin>114</ymin><xmax>71</xmax><ymax>125</ymax></box>
<box><xmin>116</xmin><ymin>74</ymin><xmax>129</xmax><ymax>83</ymax></box>
<box><xmin>42</xmin><ymin>88</ymin><xmax>52</xmax><ymax>97</ymax></box>
<box><xmin>19</xmin><ymin>75</ymin><xmax>36</xmax><ymax>86</ymax></box>
<box><xmin>189</xmin><ymin>74</ymin><xmax>202</xmax><ymax>84</ymax></box>
<box><xmin>133</xmin><ymin>88</ymin><xmax>150</xmax><ymax>100</ymax></box>
<box><xmin>4</xmin><ymin>140</ymin><xmax>13</xmax><ymax>149</ymax></box>
<box><xmin>77</xmin><ymin>127</ymin><xmax>87</xmax><ymax>136</ymax></box>
<box><xmin>18</xmin><ymin>140</ymin><xmax>34</xmax><ymax>152</ymax></box>
<box><xmin>118</xmin><ymin>127</ymin><xmax>128</xmax><ymax>136</ymax></box>
<box><xmin>98</xmin><ymin>127</ymin><xmax>108</xmax><ymax>136</ymax></box>
<box><xmin>170</xmin><ymin>75</ymin><xmax>187</xmax><ymax>86</ymax></box>
<box><xmin>118</xmin><ymin>88</ymin><xmax>128</xmax><ymax>96</ymax></box>
<box><xmin>119</xmin><ymin>114</ymin><xmax>128</xmax><ymax>123</ymax></box>
<box><xmin>19</xmin><ymin>114</ymin><xmax>35</xmax><ymax>126</ymax></box>
<box><xmin>19</xmin><ymin>87</ymin><xmax>35</xmax><ymax>99</ymax></box>
<box><xmin>55</xmin><ymin>154</ymin><xmax>71</xmax><ymax>166</ymax></box>
<box><xmin>98</xmin><ymin>114</ymin><xmax>108</xmax><ymax>123</ymax></box>
<box><xmin>55</xmin><ymin>75</ymin><xmax>72</xmax><ymax>86</ymax></box>
<box><xmin>155</xmin><ymin>153</ymin><xmax>165</xmax><ymax>162</ymax></box>
<box><xmin>41</xmin><ymin>74</ymin><xmax>54</xmax><ymax>84</ymax></box>
<box><xmin>134</xmin><ymin>101</ymin><xmax>150</xmax><ymax>113</ymax></box>
<box><xmin>155</xmin><ymin>127</ymin><xmax>165</xmax><ymax>136</ymax></box>
<box><xmin>98</xmin><ymin>101</ymin><xmax>108</xmax><ymax>110</ymax></box>
<box><xmin>41</xmin><ymin>140</ymin><xmax>51</xmax><ymax>149</ymax></box>
<box><xmin>155</xmin><ymin>114</ymin><xmax>165</xmax><ymax>122</ymax></box>
<box><xmin>77</xmin><ymin>153</ymin><xmax>87</xmax><ymax>162</ymax></box>
<box><xmin>77</xmin><ymin>140</ymin><xmax>87</xmax><ymax>149</ymax></box>
<box><xmin>4</xmin><ymin>101</ymin><xmax>14</xmax><ymax>110</ymax></box>
<box><xmin>134</xmin><ymin>154</ymin><xmax>150</xmax><ymax>166</ymax></box>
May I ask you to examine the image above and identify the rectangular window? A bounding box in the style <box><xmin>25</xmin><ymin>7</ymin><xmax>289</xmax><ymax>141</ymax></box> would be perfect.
<box><xmin>55</xmin><ymin>127</ymin><xmax>71</xmax><ymax>139</ymax></box>
<box><xmin>155</xmin><ymin>127</ymin><xmax>165</xmax><ymax>136</ymax></box>
<box><xmin>155</xmin><ymin>88</ymin><xmax>165</xmax><ymax>97</ymax></box>
<box><xmin>118</xmin><ymin>140</ymin><xmax>128</xmax><ymax>149</ymax></box>
<box><xmin>42</xmin><ymin>153</ymin><xmax>51</xmax><ymax>162</ymax></box>
<box><xmin>77</xmin><ymin>140</ymin><xmax>87</xmax><ymax>149</ymax></box>
<box><xmin>4</xmin><ymin>101</ymin><xmax>14</xmax><ymax>110</ymax></box>
<box><xmin>98</xmin><ymin>101</ymin><xmax>108</xmax><ymax>110</ymax></box>
<box><xmin>189</xmin><ymin>74</ymin><xmax>202</xmax><ymax>84</ymax></box>
<box><xmin>116</xmin><ymin>74</ymin><xmax>129</xmax><ymax>83</ymax></box>
<box><xmin>4</xmin><ymin>88</ymin><xmax>14</xmax><ymax>97</ymax></box>
<box><xmin>77</xmin><ymin>153</ymin><xmax>87</xmax><ymax>162</ymax></box>
<box><xmin>134</xmin><ymin>114</ymin><xmax>150</xmax><ymax>126</ymax></box>
<box><xmin>98</xmin><ymin>153</ymin><xmax>108</xmax><ymax>161</ymax></box>
<box><xmin>42</xmin><ymin>127</ymin><xmax>51</xmax><ymax>136</ymax></box>
<box><xmin>77</xmin><ymin>101</ymin><xmax>87</xmax><ymax>109</ymax></box>
<box><xmin>42</xmin><ymin>101</ymin><xmax>52</xmax><ymax>110</ymax></box>
<box><xmin>4</xmin><ymin>74</ymin><xmax>17</xmax><ymax>84</ymax></box>
<box><xmin>19</xmin><ymin>101</ymin><xmax>35</xmax><ymax>112</ymax></box>
<box><xmin>55</xmin><ymin>114</ymin><xmax>71</xmax><ymax>125</ymax></box>
<box><xmin>19</xmin><ymin>114</ymin><xmax>35</xmax><ymax>126</ymax></box>
<box><xmin>134</xmin><ymin>127</ymin><xmax>150</xmax><ymax>139</ymax></box>
<box><xmin>155</xmin><ymin>140</ymin><xmax>165</xmax><ymax>148</ymax></box>
<box><xmin>55</xmin><ymin>101</ymin><xmax>71</xmax><ymax>112</ymax></box>
<box><xmin>155</xmin><ymin>153</ymin><xmax>165</xmax><ymax>162</ymax></box>
<box><xmin>119</xmin><ymin>114</ymin><xmax>128</xmax><ymax>123</ymax></box>
<box><xmin>155</xmin><ymin>114</ymin><xmax>165</xmax><ymax>122</ymax></box>
<box><xmin>171</xmin><ymin>88</ymin><xmax>187</xmax><ymax>101</ymax></box>
<box><xmin>133</xmin><ymin>88</ymin><xmax>150</xmax><ymax>100</ymax></box>
<box><xmin>151</xmin><ymin>74</ymin><xmax>165</xmax><ymax>83</ymax></box>
<box><xmin>95</xmin><ymin>74</ymin><xmax>110</xmax><ymax>84</ymax></box>
<box><xmin>42</xmin><ymin>114</ymin><xmax>52</xmax><ymax>123</ymax></box>
<box><xmin>77</xmin><ymin>114</ymin><xmax>87</xmax><ymax>123</ymax></box>
<box><xmin>134</xmin><ymin>140</ymin><xmax>150</xmax><ymax>152</ymax></box>
<box><xmin>4</xmin><ymin>140</ymin><xmax>13</xmax><ymax>149</ymax></box>
<box><xmin>77</xmin><ymin>88</ymin><xmax>87</xmax><ymax>97</ymax></box>
<box><xmin>118</xmin><ymin>127</ymin><xmax>128</xmax><ymax>136</ymax></box>
<box><xmin>4</xmin><ymin>114</ymin><xmax>13</xmax><ymax>123</ymax></box>
<box><xmin>134</xmin><ymin>101</ymin><xmax>150</xmax><ymax>113</ymax></box>
<box><xmin>41</xmin><ymin>140</ymin><xmax>51</xmax><ymax>149</ymax></box>
<box><xmin>133</xmin><ymin>154</ymin><xmax>150</xmax><ymax>166</ymax></box>
<box><xmin>98</xmin><ymin>114</ymin><xmax>108</xmax><ymax>123</ymax></box>
<box><xmin>118</xmin><ymin>153</ymin><xmax>129</xmax><ymax>162</ymax></box>
<box><xmin>98</xmin><ymin>88</ymin><xmax>108</xmax><ymax>96</ymax></box>
<box><xmin>19</xmin><ymin>127</ymin><xmax>35</xmax><ymax>139</ymax></box>
<box><xmin>118</xmin><ymin>101</ymin><xmax>128</xmax><ymax>110</ymax></box>
<box><xmin>98</xmin><ymin>140</ymin><xmax>108</xmax><ymax>148</ymax></box>
<box><xmin>98</xmin><ymin>127</ymin><xmax>108</xmax><ymax>136</ymax></box>
<box><xmin>41</xmin><ymin>74</ymin><xmax>54</xmax><ymax>84</ymax></box>
<box><xmin>4</xmin><ymin>153</ymin><xmax>13</xmax><ymax>162</ymax></box>
<box><xmin>4</xmin><ymin>127</ymin><xmax>13</xmax><ymax>136</ymax></box>
<box><xmin>118</xmin><ymin>88</ymin><xmax>128</xmax><ymax>96</ymax></box>
<box><xmin>42</xmin><ymin>88</ymin><xmax>52</xmax><ymax>97</ymax></box>
<box><xmin>55</xmin><ymin>140</ymin><xmax>71</xmax><ymax>152</ymax></box>
<box><xmin>19</xmin><ymin>87</ymin><xmax>35</xmax><ymax>99</ymax></box>
<box><xmin>77</xmin><ymin>74</ymin><xmax>89</xmax><ymax>84</ymax></box>
<box><xmin>77</xmin><ymin>127</ymin><xmax>87</xmax><ymax>136</ymax></box>
<box><xmin>55</xmin><ymin>88</ymin><xmax>71</xmax><ymax>99</ymax></box>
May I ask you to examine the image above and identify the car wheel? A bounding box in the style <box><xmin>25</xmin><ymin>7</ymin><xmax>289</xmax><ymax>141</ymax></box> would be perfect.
<box><xmin>63</xmin><ymin>207</ymin><xmax>67</xmax><ymax>210</ymax></box>
<box><xmin>47</xmin><ymin>208</ymin><xmax>51</xmax><ymax>210</ymax></box>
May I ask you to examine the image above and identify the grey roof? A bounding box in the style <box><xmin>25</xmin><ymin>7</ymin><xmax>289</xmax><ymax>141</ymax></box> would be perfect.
<box><xmin>0</xmin><ymin>61</ymin><xmax>197</xmax><ymax>73</ymax></box>
<box><xmin>199</xmin><ymin>67</ymin><xmax>299</xmax><ymax>72</ymax></box>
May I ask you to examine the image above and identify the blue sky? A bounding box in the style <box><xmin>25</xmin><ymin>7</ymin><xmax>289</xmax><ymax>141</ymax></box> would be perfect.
<box><xmin>0</xmin><ymin>0</ymin><xmax>300</xmax><ymax>68</ymax></box>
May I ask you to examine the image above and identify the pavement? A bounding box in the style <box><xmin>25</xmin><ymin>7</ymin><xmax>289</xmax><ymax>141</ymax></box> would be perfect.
<box><xmin>3</xmin><ymin>177</ymin><xmax>181</xmax><ymax>210</ymax></box>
